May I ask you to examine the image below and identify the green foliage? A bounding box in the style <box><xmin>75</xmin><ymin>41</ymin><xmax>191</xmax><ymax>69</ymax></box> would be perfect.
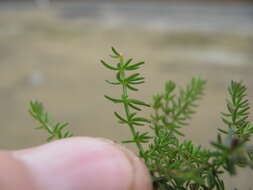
<box><xmin>30</xmin><ymin>47</ymin><xmax>253</xmax><ymax>190</ymax></box>
<box><xmin>101</xmin><ymin>47</ymin><xmax>150</xmax><ymax>157</ymax></box>
<box><xmin>29</xmin><ymin>101</ymin><xmax>73</xmax><ymax>142</ymax></box>
<box><xmin>211</xmin><ymin>81</ymin><xmax>253</xmax><ymax>176</ymax></box>
<box><xmin>221</xmin><ymin>81</ymin><xmax>253</xmax><ymax>139</ymax></box>
<box><xmin>101</xmin><ymin>48</ymin><xmax>253</xmax><ymax>190</ymax></box>
<box><xmin>150</xmin><ymin>78</ymin><xmax>206</xmax><ymax>137</ymax></box>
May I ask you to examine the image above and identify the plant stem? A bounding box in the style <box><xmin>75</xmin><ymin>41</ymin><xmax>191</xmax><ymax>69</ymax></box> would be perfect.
<box><xmin>120</xmin><ymin>57</ymin><xmax>145</xmax><ymax>158</ymax></box>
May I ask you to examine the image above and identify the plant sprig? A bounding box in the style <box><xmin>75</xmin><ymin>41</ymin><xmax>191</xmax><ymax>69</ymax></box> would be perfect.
<box><xmin>101</xmin><ymin>47</ymin><xmax>150</xmax><ymax>158</ymax></box>
<box><xmin>221</xmin><ymin>81</ymin><xmax>253</xmax><ymax>139</ymax></box>
<box><xmin>29</xmin><ymin>101</ymin><xmax>73</xmax><ymax>142</ymax></box>
<box><xmin>151</xmin><ymin>77</ymin><xmax>206</xmax><ymax>137</ymax></box>
<box><xmin>211</xmin><ymin>81</ymin><xmax>253</xmax><ymax>176</ymax></box>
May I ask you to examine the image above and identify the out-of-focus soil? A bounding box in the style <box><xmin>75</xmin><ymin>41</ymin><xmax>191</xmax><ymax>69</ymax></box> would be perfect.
<box><xmin>0</xmin><ymin>9</ymin><xmax>252</xmax><ymax>188</ymax></box>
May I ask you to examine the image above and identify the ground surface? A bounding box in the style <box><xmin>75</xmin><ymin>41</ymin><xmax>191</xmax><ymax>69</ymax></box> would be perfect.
<box><xmin>0</xmin><ymin>2</ymin><xmax>253</xmax><ymax>188</ymax></box>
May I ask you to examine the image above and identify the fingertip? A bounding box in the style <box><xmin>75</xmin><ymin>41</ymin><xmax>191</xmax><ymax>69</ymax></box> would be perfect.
<box><xmin>13</xmin><ymin>137</ymin><xmax>152</xmax><ymax>190</ymax></box>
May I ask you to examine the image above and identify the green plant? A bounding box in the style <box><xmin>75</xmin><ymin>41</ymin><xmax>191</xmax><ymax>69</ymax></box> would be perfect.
<box><xmin>30</xmin><ymin>47</ymin><xmax>253</xmax><ymax>190</ymax></box>
<box><xmin>29</xmin><ymin>101</ymin><xmax>73</xmax><ymax>142</ymax></box>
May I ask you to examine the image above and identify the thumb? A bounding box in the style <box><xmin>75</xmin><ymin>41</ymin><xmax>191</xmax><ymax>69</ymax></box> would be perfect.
<box><xmin>5</xmin><ymin>137</ymin><xmax>152</xmax><ymax>190</ymax></box>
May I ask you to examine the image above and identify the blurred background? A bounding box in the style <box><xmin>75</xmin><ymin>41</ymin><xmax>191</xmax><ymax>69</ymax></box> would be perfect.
<box><xmin>0</xmin><ymin>0</ymin><xmax>253</xmax><ymax>188</ymax></box>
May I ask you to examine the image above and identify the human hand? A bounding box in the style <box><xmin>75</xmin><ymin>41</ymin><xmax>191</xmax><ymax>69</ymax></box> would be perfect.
<box><xmin>0</xmin><ymin>137</ymin><xmax>152</xmax><ymax>190</ymax></box>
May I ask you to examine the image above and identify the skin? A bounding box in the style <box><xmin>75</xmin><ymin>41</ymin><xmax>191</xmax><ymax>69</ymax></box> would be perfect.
<box><xmin>0</xmin><ymin>137</ymin><xmax>152</xmax><ymax>190</ymax></box>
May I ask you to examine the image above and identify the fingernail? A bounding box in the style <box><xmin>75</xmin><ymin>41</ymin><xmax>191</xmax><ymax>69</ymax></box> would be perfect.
<box><xmin>115</xmin><ymin>144</ymin><xmax>153</xmax><ymax>190</ymax></box>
